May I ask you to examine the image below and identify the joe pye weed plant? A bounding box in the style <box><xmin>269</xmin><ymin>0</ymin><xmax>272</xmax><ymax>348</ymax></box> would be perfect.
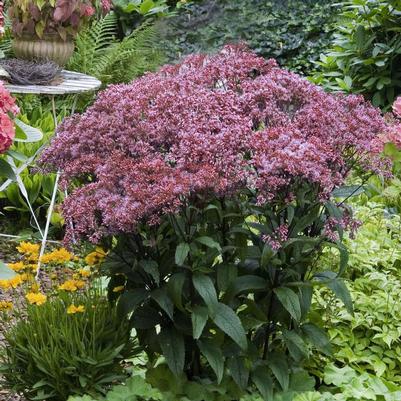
<box><xmin>37</xmin><ymin>45</ymin><xmax>401</xmax><ymax>399</ymax></box>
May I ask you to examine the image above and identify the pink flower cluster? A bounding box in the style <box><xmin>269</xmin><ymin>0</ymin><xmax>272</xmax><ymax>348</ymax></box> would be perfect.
<box><xmin>39</xmin><ymin>45</ymin><xmax>398</xmax><ymax>242</ymax></box>
<box><xmin>0</xmin><ymin>82</ymin><xmax>18</xmax><ymax>154</ymax></box>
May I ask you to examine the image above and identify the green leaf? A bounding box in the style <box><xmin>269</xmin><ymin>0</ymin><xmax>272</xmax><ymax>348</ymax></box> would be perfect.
<box><xmin>302</xmin><ymin>323</ymin><xmax>332</xmax><ymax>356</ymax></box>
<box><xmin>217</xmin><ymin>264</ymin><xmax>237</xmax><ymax>292</ymax></box>
<box><xmin>332</xmin><ymin>185</ymin><xmax>365</xmax><ymax>198</ymax></box>
<box><xmin>0</xmin><ymin>159</ymin><xmax>16</xmax><ymax>181</ymax></box>
<box><xmin>274</xmin><ymin>287</ymin><xmax>302</xmax><ymax>322</ymax></box>
<box><xmin>195</xmin><ymin>236</ymin><xmax>222</xmax><ymax>251</ymax></box>
<box><xmin>211</xmin><ymin>302</ymin><xmax>247</xmax><ymax>350</ymax></box>
<box><xmin>198</xmin><ymin>340</ymin><xmax>224</xmax><ymax>383</ymax></box>
<box><xmin>228</xmin><ymin>356</ymin><xmax>249</xmax><ymax>389</ymax></box>
<box><xmin>231</xmin><ymin>275</ymin><xmax>266</xmax><ymax>295</ymax></box>
<box><xmin>159</xmin><ymin>327</ymin><xmax>185</xmax><ymax>377</ymax></box>
<box><xmin>175</xmin><ymin>243</ymin><xmax>190</xmax><ymax>266</ymax></box>
<box><xmin>117</xmin><ymin>288</ymin><xmax>148</xmax><ymax>317</ymax></box>
<box><xmin>167</xmin><ymin>273</ymin><xmax>186</xmax><ymax>311</ymax></box>
<box><xmin>252</xmin><ymin>366</ymin><xmax>273</xmax><ymax>401</ymax></box>
<box><xmin>282</xmin><ymin>329</ymin><xmax>308</xmax><ymax>361</ymax></box>
<box><xmin>0</xmin><ymin>260</ymin><xmax>16</xmax><ymax>280</ymax></box>
<box><xmin>192</xmin><ymin>306</ymin><xmax>208</xmax><ymax>340</ymax></box>
<box><xmin>140</xmin><ymin>260</ymin><xmax>160</xmax><ymax>285</ymax></box>
<box><xmin>192</xmin><ymin>273</ymin><xmax>218</xmax><ymax>311</ymax></box>
<box><xmin>151</xmin><ymin>288</ymin><xmax>174</xmax><ymax>320</ymax></box>
<box><xmin>325</xmin><ymin>278</ymin><xmax>353</xmax><ymax>314</ymax></box>
<box><xmin>267</xmin><ymin>353</ymin><xmax>289</xmax><ymax>391</ymax></box>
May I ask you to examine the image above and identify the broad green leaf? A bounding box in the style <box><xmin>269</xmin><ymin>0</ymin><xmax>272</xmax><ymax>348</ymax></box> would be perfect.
<box><xmin>228</xmin><ymin>356</ymin><xmax>249</xmax><ymax>389</ymax></box>
<box><xmin>117</xmin><ymin>288</ymin><xmax>148</xmax><ymax>317</ymax></box>
<box><xmin>192</xmin><ymin>306</ymin><xmax>208</xmax><ymax>340</ymax></box>
<box><xmin>175</xmin><ymin>243</ymin><xmax>190</xmax><ymax>266</ymax></box>
<box><xmin>159</xmin><ymin>327</ymin><xmax>185</xmax><ymax>377</ymax></box>
<box><xmin>140</xmin><ymin>260</ymin><xmax>159</xmax><ymax>285</ymax></box>
<box><xmin>325</xmin><ymin>278</ymin><xmax>353</xmax><ymax>314</ymax></box>
<box><xmin>282</xmin><ymin>330</ymin><xmax>309</xmax><ymax>361</ymax></box>
<box><xmin>217</xmin><ymin>264</ymin><xmax>237</xmax><ymax>292</ymax></box>
<box><xmin>0</xmin><ymin>159</ymin><xmax>16</xmax><ymax>181</ymax></box>
<box><xmin>231</xmin><ymin>275</ymin><xmax>266</xmax><ymax>295</ymax></box>
<box><xmin>198</xmin><ymin>340</ymin><xmax>224</xmax><ymax>383</ymax></box>
<box><xmin>302</xmin><ymin>323</ymin><xmax>332</xmax><ymax>356</ymax></box>
<box><xmin>151</xmin><ymin>288</ymin><xmax>174</xmax><ymax>320</ymax></box>
<box><xmin>195</xmin><ymin>236</ymin><xmax>222</xmax><ymax>251</ymax></box>
<box><xmin>0</xmin><ymin>261</ymin><xmax>16</xmax><ymax>280</ymax></box>
<box><xmin>274</xmin><ymin>287</ymin><xmax>302</xmax><ymax>322</ymax></box>
<box><xmin>167</xmin><ymin>273</ymin><xmax>186</xmax><ymax>311</ymax></box>
<box><xmin>267</xmin><ymin>353</ymin><xmax>289</xmax><ymax>391</ymax></box>
<box><xmin>211</xmin><ymin>303</ymin><xmax>247</xmax><ymax>350</ymax></box>
<box><xmin>332</xmin><ymin>185</ymin><xmax>365</xmax><ymax>199</ymax></box>
<box><xmin>252</xmin><ymin>366</ymin><xmax>273</xmax><ymax>401</ymax></box>
<box><xmin>193</xmin><ymin>273</ymin><xmax>218</xmax><ymax>311</ymax></box>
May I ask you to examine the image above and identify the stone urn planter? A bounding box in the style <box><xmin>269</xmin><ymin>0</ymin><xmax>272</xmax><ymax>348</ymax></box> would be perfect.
<box><xmin>12</xmin><ymin>35</ymin><xmax>74</xmax><ymax>66</ymax></box>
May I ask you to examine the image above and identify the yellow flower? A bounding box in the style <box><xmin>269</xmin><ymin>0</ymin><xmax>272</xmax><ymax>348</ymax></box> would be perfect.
<box><xmin>78</xmin><ymin>268</ymin><xmax>91</xmax><ymax>278</ymax></box>
<box><xmin>0</xmin><ymin>274</ymin><xmax>24</xmax><ymax>290</ymax></box>
<box><xmin>20</xmin><ymin>273</ymin><xmax>34</xmax><ymax>283</ymax></box>
<box><xmin>40</xmin><ymin>248</ymin><xmax>73</xmax><ymax>264</ymax></box>
<box><xmin>58</xmin><ymin>279</ymin><xmax>86</xmax><ymax>292</ymax></box>
<box><xmin>8</xmin><ymin>262</ymin><xmax>25</xmax><ymax>272</ymax></box>
<box><xmin>0</xmin><ymin>301</ymin><xmax>13</xmax><ymax>311</ymax></box>
<box><xmin>26</xmin><ymin>292</ymin><xmax>47</xmax><ymax>306</ymax></box>
<box><xmin>30</xmin><ymin>283</ymin><xmax>40</xmax><ymax>293</ymax></box>
<box><xmin>85</xmin><ymin>247</ymin><xmax>107</xmax><ymax>266</ymax></box>
<box><xmin>16</xmin><ymin>242</ymin><xmax>40</xmax><ymax>256</ymax></box>
<box><xmin>112</xmin><ymin>285</ymin><xmax>125</xmax><ymax>293</ymax></box>
<box><xmin>67</xmin><ymin>304</ymin><xmax>85</xmax><ymax>314</ymax></box>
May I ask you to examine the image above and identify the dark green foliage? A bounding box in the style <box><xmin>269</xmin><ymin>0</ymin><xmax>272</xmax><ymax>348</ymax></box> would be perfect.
<box><xmin>159</xmin><ymin>0</ymin><xmax>337</xmax><ymax>74</ymax></box>
<box><xmin>0</xmin><ymin>291</ymin><xmax>137</xmax><ymax>401</ymax></box>
<box><xmin>101</xmin><ymin>183</ymin><xmax>355</xmax><ymax>399</ymax></box>
<box><xmin>311</xmin><ymin>0</ymin><xmax>401</xmax><ymax>109</ymax></box>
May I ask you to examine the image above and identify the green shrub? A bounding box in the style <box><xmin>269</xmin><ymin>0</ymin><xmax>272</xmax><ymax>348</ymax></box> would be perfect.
<box><xmin>311</xmin><ymin>0</ymin><xmax>401</xmax><ymax>109</ymax></box>
<box><xmin>0</xmin><ymin>290</ymin><xmax>136</xmax><ymax>401</ymax></box>
<box><xmin>159</xmin><ymin>0</ymin><xmax>336</xmax><ymax>74</ymax></box>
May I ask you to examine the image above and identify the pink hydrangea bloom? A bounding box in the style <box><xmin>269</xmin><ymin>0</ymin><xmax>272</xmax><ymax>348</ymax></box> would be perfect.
<box><xmin>0</xmin><ymin>82</ymin><xmax>18</xmax><ymax>154</ymax></box>
<box><xmin>39</xmin><ymin>45</ymin><xmax>398</xmax><ymax>243</ymax></box>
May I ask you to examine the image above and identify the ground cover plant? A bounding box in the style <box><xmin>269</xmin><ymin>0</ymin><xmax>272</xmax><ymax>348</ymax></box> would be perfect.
<box><xmin>37</xmin><ymin>45</ymin><xmax>401</xmax><ymax>399</ymax></box>
<box><xmin>159</xmin><ymin>0</ymin><xmax>336</xmax><ymax>74</ymax></box>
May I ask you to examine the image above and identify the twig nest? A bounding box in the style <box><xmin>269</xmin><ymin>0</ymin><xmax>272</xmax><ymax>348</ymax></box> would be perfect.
<box><xmin>0</xmin><ymin>59</ymin><xmax>62</xmax><ymax>86</ymax></box>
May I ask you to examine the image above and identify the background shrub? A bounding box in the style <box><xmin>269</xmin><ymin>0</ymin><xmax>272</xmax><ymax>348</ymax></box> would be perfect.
<box><xmin>311</xmin><ymin>0</ymin><xmax>401</xmax><ymax>109</ymax></box>
<box><xmin>0</xmin><ymin>290</ymin><xmax>136</xmax><ymax>401</ymax></box>
<box><xmin>159</xmin><ymin>0</ymin><xmax>336</xmax><ymax>74</ymax></box>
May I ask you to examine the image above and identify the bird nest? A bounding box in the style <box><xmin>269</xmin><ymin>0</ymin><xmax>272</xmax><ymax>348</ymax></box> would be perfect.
<box><xmin>0</xmin><ymin>59</ymin><xmax>62</xmax><ymax>86</ymax></box>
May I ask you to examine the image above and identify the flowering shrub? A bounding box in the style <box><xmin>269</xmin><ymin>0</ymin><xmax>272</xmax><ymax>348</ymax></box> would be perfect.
<box><xmin>9</xmin><ymin>0</ymin><xmax>112</xmax><ymax>40</ymax></box>
<box><xmin>39</xmin><ymin>46</ymin><xmax>400</xmax><ymax>397</ymax></box>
